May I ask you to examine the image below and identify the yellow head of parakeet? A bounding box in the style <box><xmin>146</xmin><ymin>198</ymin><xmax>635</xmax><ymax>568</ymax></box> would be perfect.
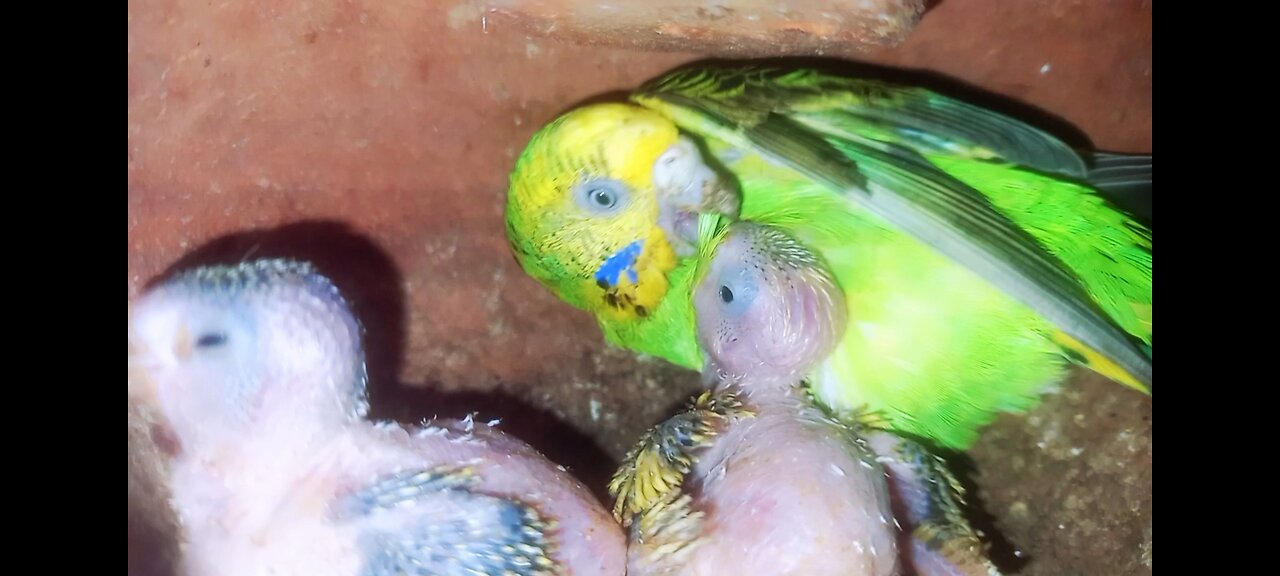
<box><xmin>506</xmin><ymin>103</ymin><xmax>700</xmax><ymax>321</ymax></box>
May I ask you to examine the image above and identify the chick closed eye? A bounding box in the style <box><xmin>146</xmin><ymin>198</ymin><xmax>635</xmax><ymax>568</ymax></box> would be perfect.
<box><xmin>185</xmin><ymin>314</ymin><xmax>246</xmax><ymax>360</ymax></box>
<box><xmin>195</xmin><ymin>332</ymin><xmax>228</xmax><ymax>349</ymax></box>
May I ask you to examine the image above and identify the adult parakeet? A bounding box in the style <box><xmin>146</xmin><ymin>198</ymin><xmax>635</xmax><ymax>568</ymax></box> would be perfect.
<box><xmin>609</xmin><ymin>221</ymin><xmax>999</xmax><ymax>575</ymax></box>
<box><xmin>128</xmin><ymin>259</ymin><xmax>625</xmax><ymax>575</ymax></box>
<box><xmin>505</xmin><ymin>64</ymin><xmax>1152</xmax><ymax>449</ymax></box>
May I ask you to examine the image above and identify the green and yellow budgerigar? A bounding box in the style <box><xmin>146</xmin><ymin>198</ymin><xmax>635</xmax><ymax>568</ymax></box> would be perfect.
<box><xmin>504</xmin><ymin>64</ymin><xmax>1151</xmax><ymax>450</ymax></box>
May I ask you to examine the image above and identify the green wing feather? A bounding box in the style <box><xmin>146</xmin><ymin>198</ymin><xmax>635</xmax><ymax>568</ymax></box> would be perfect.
<box><xmin>929</xmin><ymin>155</ymin><xmax>1152</xmax><ymax>344</ymax></box>
<box><xmin>1081</xmin><ymin>151</ymin><xmax>1152</xmax><ymax>226</ymax></box>
<box><xmin>633</xmin><ymin>65</ymin><xmax>1152</xmax><ymax>392</ymax></box>
<box><xmin>638</xmin><ymin>66</ymin><xmax>1089</xmax><ymax>177</ymax></box>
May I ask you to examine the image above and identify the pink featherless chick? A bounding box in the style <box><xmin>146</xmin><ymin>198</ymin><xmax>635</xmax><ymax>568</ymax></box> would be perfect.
<box><xmin>610</xmin><ymin>222</ymin><xmax>1001</xmax><ymax>576</ymax></box>
<box><xmin>128</xmin><ymin>259</ymin><xmax>625</xmax><ymax>576</ymax></box>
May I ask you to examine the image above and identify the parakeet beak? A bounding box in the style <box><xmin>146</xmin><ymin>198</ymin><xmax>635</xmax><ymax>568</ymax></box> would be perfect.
<box><xmin>129</xmin><ymin>329</ymin><xmax>159</xmax><ymax>406</ymax></box>
<box><xmin>128</xmin><ymin>370</ymin><xmax>158</xmax><ymax>406</ymax></box>
<box><xmin>653</xmin><ymin>136</ymin><xmax>741</xmax><ymax>256</ymax></box>
<box><xmin>127</xmin><ymin>300</ymin><xmax>168</xmax><ymax>406</ymax></box>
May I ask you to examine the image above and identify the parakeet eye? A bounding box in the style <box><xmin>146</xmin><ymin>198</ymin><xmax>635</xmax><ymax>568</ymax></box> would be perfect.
<box><xmin>196</xmin><ymin>332</ymin><xmax>228</xmax><ymax>348</ymax></box>
<box><xmin>184</xmin><ymin>310</ymin><xmax>248</xmax><ymax>359</ymax></box>
<box><xmin>591</xmin><ymin>189</ymin><xmax>615</xmax><ymax>207</ymax></box>
<box><xmin>716</xmin><ymin>264</ymin><xmax>759</xmax><ymax>317</ymax></box>
<box><xmin>573</xmin><ymin>178</ymin><xmax>629</xmax><ymax>215</ymax></box>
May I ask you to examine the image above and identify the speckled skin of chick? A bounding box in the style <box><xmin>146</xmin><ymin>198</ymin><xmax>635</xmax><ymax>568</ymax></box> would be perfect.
<box><xmin>609</xmin><ymin>223</ymin><xmax>999</xmax><ymax>576</ymax></box>
<box><xmin>128</xmin><ymin>259</ymin><xmax>625</xmax><ymax>576</ymax></box>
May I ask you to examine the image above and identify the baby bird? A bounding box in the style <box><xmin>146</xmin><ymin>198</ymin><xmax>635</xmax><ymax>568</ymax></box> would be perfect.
<box><xmin>128</xmin><ymin>259</ymin><xmax>626</xmax><ymax>576</ymax></box>
<box><xmin>609</xmin><ymin>222</ymin><xmax>999</xmax><ymax>576</ymax></box>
